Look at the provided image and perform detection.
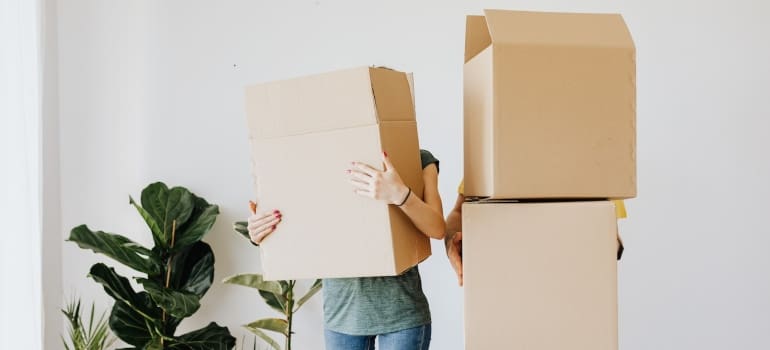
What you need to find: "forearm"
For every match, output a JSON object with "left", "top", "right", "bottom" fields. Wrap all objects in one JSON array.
[{"left": 399, "top": 191, "right": 446, "bottom": 240}]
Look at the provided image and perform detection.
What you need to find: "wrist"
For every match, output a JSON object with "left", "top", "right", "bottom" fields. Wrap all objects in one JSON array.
[{"left": 394, "top": 185, "right": 411, "bottom": 206}]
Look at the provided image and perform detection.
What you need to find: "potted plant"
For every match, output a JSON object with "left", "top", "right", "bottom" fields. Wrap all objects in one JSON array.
[{"left": 67, "top": 182, "right": 236, "bottom": 349}]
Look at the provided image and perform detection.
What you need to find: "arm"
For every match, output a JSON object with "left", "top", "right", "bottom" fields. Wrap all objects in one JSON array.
[
  {"left": 398, "top": 163, "right": 445, "bottom": 239},
  {"left": 444, "top": 193, "right": 464, "bottom": 286},
  {"left": 349, "top": 152, "right": 445, "bottom": 240}
]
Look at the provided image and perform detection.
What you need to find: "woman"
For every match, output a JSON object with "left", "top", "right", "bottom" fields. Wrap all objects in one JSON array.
[{"left": 247, "top": 150, "right": 445, "bottom": 350}]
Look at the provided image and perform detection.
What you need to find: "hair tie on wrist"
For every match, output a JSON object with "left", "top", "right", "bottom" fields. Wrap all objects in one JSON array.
[{"left": 397, "top": 187, "right": 411, "bottom": 207}]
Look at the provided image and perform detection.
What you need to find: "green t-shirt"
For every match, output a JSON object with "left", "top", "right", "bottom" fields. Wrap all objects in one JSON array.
[{"left": 323, "top": 149, "right": 439, "bottom": 335}]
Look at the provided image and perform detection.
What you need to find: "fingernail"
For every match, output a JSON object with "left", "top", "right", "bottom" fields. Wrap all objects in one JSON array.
[
  {"left": 273, "top": 210, "right": 279, "bottom": 214},
  {"left": 272, "top": 225, "right": 277, "bottom": 230},
  {"left": 383, "top": 151, "right": 388, "bottom": 157},
  {"left": 346, "top": 169, "right": 351, "bottom": 173}
]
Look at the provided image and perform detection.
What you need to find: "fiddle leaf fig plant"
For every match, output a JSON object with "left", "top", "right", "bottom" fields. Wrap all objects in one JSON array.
[{"left": 67, "top": 182, "right": 236, "bottom": 349}]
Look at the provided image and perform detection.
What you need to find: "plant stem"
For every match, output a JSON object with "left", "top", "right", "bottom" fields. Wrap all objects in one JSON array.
[
  {"left": 286, "top": 280, "right": 296, "bottom": 350},
  {"left": 161, "top": 220, "right": 177, "bottom": 346}
]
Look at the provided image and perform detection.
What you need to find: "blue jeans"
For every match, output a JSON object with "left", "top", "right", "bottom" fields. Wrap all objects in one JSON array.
[{"left": 324, "top": 324, "right": 431, "bottom": 350}]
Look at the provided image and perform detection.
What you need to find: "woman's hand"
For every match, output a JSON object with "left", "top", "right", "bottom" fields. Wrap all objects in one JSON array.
[
  {"left": 446, "top": 231, "right": 463, "bottom": 286},
  {"left": 247, "top": 201, "right": 282, "bottom": 245},
  {"left": 348, "top": 152, "right": 410, "bottom": 205}
]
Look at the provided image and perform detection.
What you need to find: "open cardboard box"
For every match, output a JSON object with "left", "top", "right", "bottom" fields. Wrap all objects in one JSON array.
[{"left": 244, "top": 66, "right": 431, "bottom": 280}]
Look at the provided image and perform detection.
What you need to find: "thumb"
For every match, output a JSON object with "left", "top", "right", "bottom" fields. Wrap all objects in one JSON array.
[{"left": 382, "top": 151, "right": 394, "bottom": 171}]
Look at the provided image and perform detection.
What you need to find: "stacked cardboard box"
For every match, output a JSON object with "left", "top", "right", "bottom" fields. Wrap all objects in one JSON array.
[
  {"left": 462, "top": 10, "right": 636, "bottom": 350},
  {"left": 244, "top": 67, "right": 431, "bottom": 281}
]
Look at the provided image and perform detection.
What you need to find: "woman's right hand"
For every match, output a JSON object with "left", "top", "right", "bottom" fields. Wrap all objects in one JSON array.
[{"left": 248, "top": 201, "right": 282, "bottom": 245}]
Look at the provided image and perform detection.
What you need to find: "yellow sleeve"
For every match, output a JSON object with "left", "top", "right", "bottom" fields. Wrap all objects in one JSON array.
[
  {"left": 613, "top": 200, "right": 627, "bottom": 219},
  {"left": 458, "top": 180, "right": 464, "bottom": 195}
]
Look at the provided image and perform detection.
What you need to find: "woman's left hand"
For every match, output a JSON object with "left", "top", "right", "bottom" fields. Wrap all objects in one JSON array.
[{"left": 348, "top": 152, "right": 410, "bottom": 205}]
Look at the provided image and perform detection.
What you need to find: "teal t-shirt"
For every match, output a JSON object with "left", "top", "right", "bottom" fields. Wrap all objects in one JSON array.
[{"left": 323, "top": 149, "right": 439, "bottom": 335}]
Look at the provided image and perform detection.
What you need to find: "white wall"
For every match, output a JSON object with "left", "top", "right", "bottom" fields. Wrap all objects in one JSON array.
[{"left": 55, "top": 0, "right": 770, "bottom": 349}]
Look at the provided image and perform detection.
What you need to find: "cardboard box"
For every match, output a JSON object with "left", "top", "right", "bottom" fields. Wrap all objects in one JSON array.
[
  {"left": 463, "top": 200, "right": 618, "bottom": 350},
  {"left": 244, "top": 66, "right": 431, "bottom": 281},
  {"left": 464, "top": 10, "right": 637, "bottom": 199}
]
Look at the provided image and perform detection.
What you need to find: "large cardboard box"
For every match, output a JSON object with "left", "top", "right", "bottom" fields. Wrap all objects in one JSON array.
[
  {"left": 464, "top": 10, "right": 637, "bottom": 199},
  {"left": 463, "top": 200, "right": 618, "bottom": 350},
  {"left": 244, "top": 67, "right": 431, "bottom": 280}
]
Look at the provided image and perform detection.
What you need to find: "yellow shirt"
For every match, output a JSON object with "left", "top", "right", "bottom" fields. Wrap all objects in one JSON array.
[{"left": 458, "top": 180, "right": 627, "bottom": 219}]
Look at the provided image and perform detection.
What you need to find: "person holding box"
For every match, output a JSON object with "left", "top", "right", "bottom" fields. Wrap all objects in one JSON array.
[{"left": 247, "top": 150, "right": 445, "bottom": 350}]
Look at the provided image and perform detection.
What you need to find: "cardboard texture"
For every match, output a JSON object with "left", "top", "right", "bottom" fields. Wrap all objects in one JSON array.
[
  {"left": 464, "top": 10, "right": 637, "bottom": 199},
  {"left": 244, "top": 66, "right": 430, "bottom": 280},
  {"left": 463, "top": 200, "right": 618, "bottom": 350}
]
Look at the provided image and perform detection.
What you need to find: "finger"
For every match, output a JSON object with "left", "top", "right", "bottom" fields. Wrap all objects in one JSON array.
[
  {"left": 349, "top": 180, "right": 371, "bottom": 192},
  {"left": 449, "top": 253, "right": 464, "bottom": 286},
  {"left": 251, "top": 217, "right": 281, "bottom": 239},
  {"left": 248, "top": 212, "right": 277, "bottom": 230},
  {"left": 354, "top": 188, "right": 375, "bottom": 198},
  {"left": 352, "top": 161, "right": 380, "bottom": 177},
  {"left": 252, "top": 226, "right": 276, "bottom": 244},
  {"left": 248, "top": 211, "right": 281, "bottom": 232},
  {"left": 348, "top": 169, "right": 373, "bottom": 182}
]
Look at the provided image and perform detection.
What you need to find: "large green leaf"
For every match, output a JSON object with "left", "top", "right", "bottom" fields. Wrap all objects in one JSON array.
[
  {"left": 223, "top": 274, "right": 286, "bottom": 313},
  {"left": 169, "top": 241, "right": 215, "bottom": 298},
  {"left": 136, "top": 278, "right": 201, "bottom": 319},
  {"left": 88, "top": 263, "right": 155, "bottom": 320},
  {"left": 129, "top": 196, "right": 163, "bottom": 249},
  {"left": 174, "top": 196, "right": 219, "bottom": 249},
  {"left": 244, "top": 318, "right": 289, "bottom": 337},
  {"left": 168, "top": 322, "right": 236, "bottom": 350},
  {"left": 109, "top": 295, "right": 156, "bottom": 347},
  {"left": 244, "top": 328, "right": 280, "bottom": 350},
  {"left": 294, "top": 279, "right": 322, "bottom": 312},
  {"left": 69, "top": 226, "right": 160, "bottom": 276},
  {"left": 140, "top": 182, "right": 195, "bottom": 249}
]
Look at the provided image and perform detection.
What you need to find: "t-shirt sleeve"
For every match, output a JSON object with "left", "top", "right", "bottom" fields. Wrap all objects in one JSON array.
[{"left": 419, "top": 149, "right": 439, "bottom": 173}]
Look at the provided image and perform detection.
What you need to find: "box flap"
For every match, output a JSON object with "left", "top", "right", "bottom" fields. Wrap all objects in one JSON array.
[
  {"left": 464, "top": 15, "right": 492, "bottom": 63},
  {"left": 483, "top": 9, "right": 634, "bottom": 49},
  {"left": 245, "top": 66, "right": 378, "bottom": 140},
  {"left": 369, "top": 67, "right": 416, "bottom": 122}
]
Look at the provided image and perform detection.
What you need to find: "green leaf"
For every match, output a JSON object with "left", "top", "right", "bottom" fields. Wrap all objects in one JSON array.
[
  {"left": 69, "top": 225, "right": 160, "bottom": 276},
  {"left": 258, "top": 290, "right": 286, "bottom": 315},
  {"left": 244, "top": 328, "right": 281, "bottom": 350},
  {"left": 223, "top": 274, "right": 286, "bottom": 313},
  {"left": 294, "top": 279, "right": 322, "bottom": 312},
  {"left": 129, "top": 196, "right": 163, "bottom": 248},
  {"left": 174, "top": 196, "right": 219, "bottom": 249},
  {"left": 277, "top": 281, "right": 290, "bottom": 295},
  {"left": 136, "top": 278, "right": 201, "bottom": 319},
  {"left": 168, "top": 322, "right": 236, "bottom": 349},
  {"left": 88, "top": 263, "right": 156, "bottom": 320},
  {"left": 222, "top": 274, "right": 283, "bottom": 295},
  {"left": 169, "top": 241, "right": 215, "bottom": 298},
  {"left": 244, "top": 318, "right": 289, "bottom": 337},
  {"left": 140, "top": 182, "right": 195, "bottom": 249},
  {"left": 233, "top": 221, "right": 250, "bottom": 241},
  {"left": 109, "top": 297, "right": 156, "bottom": 347}
]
